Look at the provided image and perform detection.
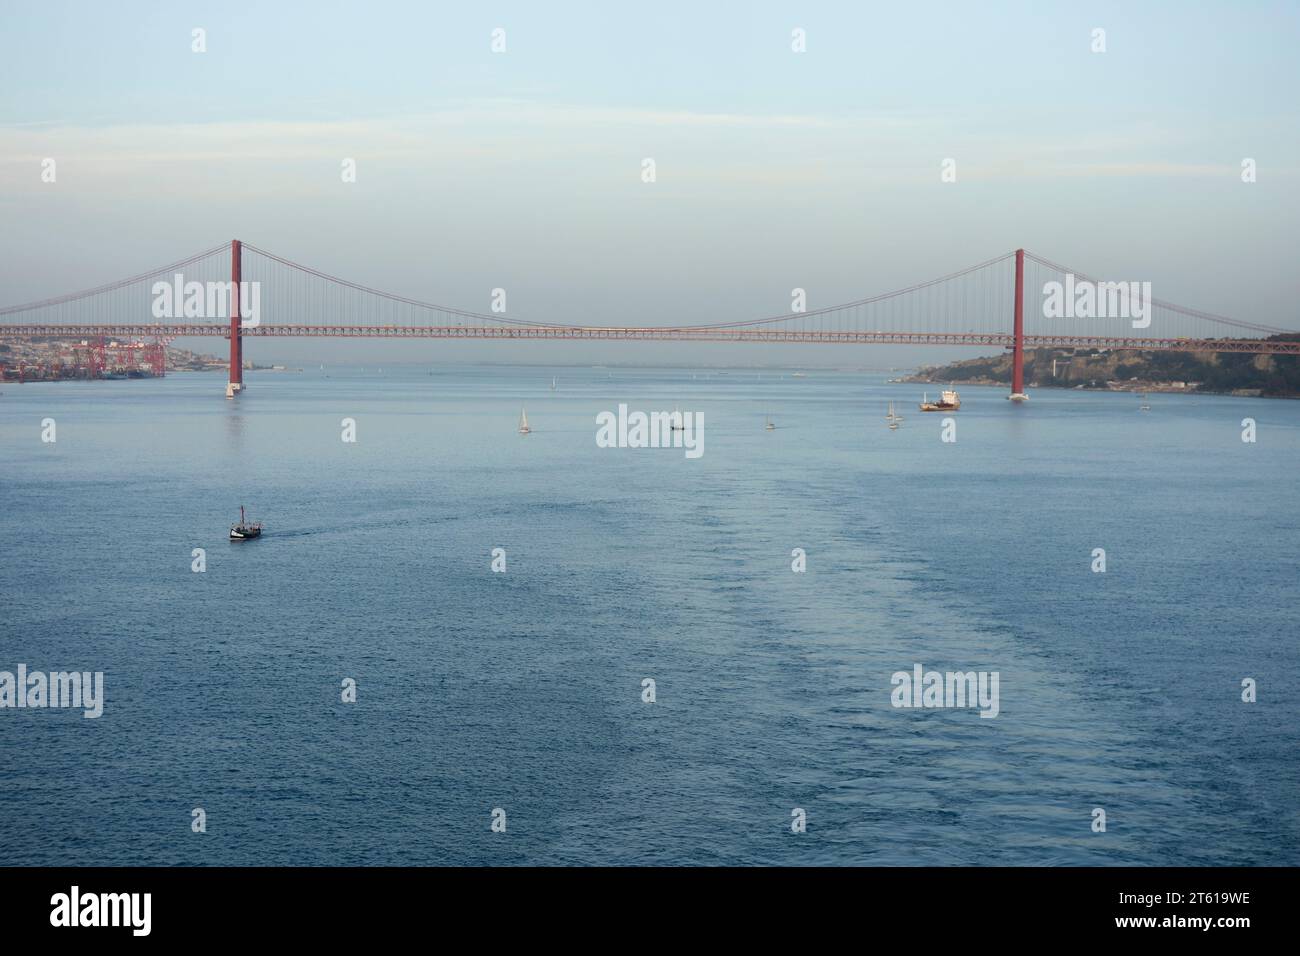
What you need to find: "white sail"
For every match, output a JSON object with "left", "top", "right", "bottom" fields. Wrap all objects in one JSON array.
[{"left": 519, "top": 408, "right": 530, "bottom": 433}]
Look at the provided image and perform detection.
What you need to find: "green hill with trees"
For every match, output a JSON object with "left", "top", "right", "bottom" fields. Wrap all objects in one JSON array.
[{"left": 907, "top": 335, "right": 1300, "bottom": 398}]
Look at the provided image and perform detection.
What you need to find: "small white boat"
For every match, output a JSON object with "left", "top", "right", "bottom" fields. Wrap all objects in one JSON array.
[
  {"left": 550, "top": 377, "right": 557, "bottom": 391},
  {"left": 765, "top": 414, "right": 775, "bottom": 431},
  {"left": 1139, "top": 392, "right": 1151, "bottom": 411},
  {"left": 886, "top": 401, "right": 903, "bottom": 426},
  {"left": 518, "top": 409, "right": 531, "bottom": 434}
]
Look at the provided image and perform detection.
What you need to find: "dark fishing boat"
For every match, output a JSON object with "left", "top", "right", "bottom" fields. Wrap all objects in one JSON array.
[{"left": 230, "top": 505, "right": 262, "bottom": 540}]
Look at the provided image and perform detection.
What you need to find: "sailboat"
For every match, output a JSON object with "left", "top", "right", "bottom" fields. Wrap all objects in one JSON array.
[
  {"left": 550, "top": 377, "right": 557, "bottom": 391},
  {"left": 765, "top": 414, "right": 776, "bottom": 431},
  {"left": 1139, "top": 392, "right": 1151, "bottom": 411},
  {"left": 229, "top": 505, "right": 262, "bottom": 540},
  {"left": 886, "top": 401, "right": 903, "bottom": 427},
  {"left": 518, "top": 409, "right": 531, "bottom": 434}
]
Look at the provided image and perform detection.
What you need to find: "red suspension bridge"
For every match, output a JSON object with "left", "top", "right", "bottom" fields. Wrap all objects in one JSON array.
[{"left": 2, "top": 240, "right": 1296, "bottom": 398}]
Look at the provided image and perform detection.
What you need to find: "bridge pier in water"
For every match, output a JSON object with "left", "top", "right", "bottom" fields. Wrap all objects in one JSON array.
[
  {"left": 226, "top": 238, "right": 244, "bottom": 399},
  {"left": 1009, "top": 248, "right": 1028, "bottom": 402}
]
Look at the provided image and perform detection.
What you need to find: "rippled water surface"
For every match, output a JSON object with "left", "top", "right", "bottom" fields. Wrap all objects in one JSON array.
[{"left": 2, "top": 366, "right": 1297, "bottom": 865}]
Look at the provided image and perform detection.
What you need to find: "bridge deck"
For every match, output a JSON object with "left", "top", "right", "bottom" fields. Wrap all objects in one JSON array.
[{"left": 3, "top": 324, "right": 1298, "bottom": 354}]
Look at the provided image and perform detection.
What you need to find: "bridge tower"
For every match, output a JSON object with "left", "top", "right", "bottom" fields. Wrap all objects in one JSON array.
[
  {"left": 1009, "top": 248, "right": 1028, "bottom": 401},
  {"left": 226, "top": 239, "right": 244, "bottom": 399}
]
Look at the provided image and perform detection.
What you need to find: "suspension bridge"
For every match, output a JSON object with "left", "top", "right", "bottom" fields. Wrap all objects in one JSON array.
[{"left": 2, "top": 240, "right": 1296, "bottom": 398}]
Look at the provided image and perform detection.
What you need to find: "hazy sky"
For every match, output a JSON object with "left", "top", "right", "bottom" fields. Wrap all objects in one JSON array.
[{"left": 1, "top": 1, "right": 1297, "bottom": 366}]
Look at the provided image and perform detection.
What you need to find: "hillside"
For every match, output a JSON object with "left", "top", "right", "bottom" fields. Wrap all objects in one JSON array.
[{"left": 905, "top": 336, "right": 1300, "bottom": 398}]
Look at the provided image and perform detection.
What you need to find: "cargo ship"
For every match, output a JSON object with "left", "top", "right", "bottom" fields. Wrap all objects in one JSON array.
[{"left": 919, "top": 389, "right": 960, "bottom": 412}]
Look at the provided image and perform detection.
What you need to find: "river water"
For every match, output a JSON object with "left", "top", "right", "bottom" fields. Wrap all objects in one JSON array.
[{"left": 1, "top": 366, "right": 1296, "bottom": 865}]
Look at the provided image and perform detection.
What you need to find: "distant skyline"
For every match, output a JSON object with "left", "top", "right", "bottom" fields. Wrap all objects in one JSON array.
[{"left": 2, "top": 0, "right": 1298, "bottom": 365}]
